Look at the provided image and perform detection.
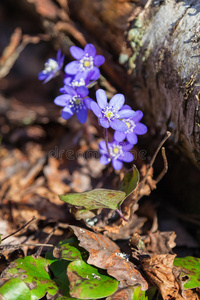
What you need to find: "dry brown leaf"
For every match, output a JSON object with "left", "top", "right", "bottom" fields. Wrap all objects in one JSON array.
[
  {"left": 139, "top": 165, "right": 157, "bottom": 197},
  {"left": 106, "top": 286, "right": 135, "bottom": 300},
  {"left": 183, "top": 289, "right": 200, "bottom": 300},
  {"left": 104, "top": 215, "right": 147, "bottom": 240},
  {"left": 43, "top": 157, "right": 70, "bottom": 195},
  {"left": 139, "top": 231, "right": 177, "bottom": 254},
  {"left": 141, "top": 254, "right": 184, "bottom": 300},
  {"left": 69, "top": 225, "right": 148, "bottom": 290}
]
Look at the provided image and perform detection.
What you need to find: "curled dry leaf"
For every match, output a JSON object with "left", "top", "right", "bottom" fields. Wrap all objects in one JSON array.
[
  {"left": 138, "top": 165, "right": 157, "bottom": 197},
  {"left": 182, "top": 289, "right": 200, "bottom": 300},
  {"left": 141, "top": 254, "right": 185, "bottom": 300},
  {"left": 138, "top": 231, "right": 177, "bottom": 254},
  {"left": 69, "top": 225, "right": 148, "bottom": 290},
  {"left": 104, "top": 214, "right": 147, "bottom": 240}
]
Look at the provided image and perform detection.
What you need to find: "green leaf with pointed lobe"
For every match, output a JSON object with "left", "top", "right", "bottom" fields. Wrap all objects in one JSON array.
[
  {"left": 59, "top": 188, "right": 126, "bottom": 210},
  {"left": 120, "top": 166, "right": 139, "bottom": 197}
]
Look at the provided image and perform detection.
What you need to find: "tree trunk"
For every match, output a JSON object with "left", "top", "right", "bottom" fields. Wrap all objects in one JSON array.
[{"left": 129, "top": 0, "right": 200, "bottom": 167}]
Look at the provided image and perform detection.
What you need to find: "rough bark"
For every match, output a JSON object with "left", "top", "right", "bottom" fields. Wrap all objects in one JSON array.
[{"left": 129, "top": 0, "right": 200, "bottom": 167}]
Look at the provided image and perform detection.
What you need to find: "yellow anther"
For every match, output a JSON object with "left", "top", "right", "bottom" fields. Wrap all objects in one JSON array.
[
  {"left": 113, "top": 147, "right": 120, "bottom": 154},
  {"left": 105, "top": 111, "right": 114, "bottom": 119},
  {"left": 84, "top": 60, "right": 90, "bottom": 67},
  {"left": 125, "top": 121, "right": 131, "bottom": 129},
  {"left": 75, "top": 99, "right": 81, "bottom": 105}
]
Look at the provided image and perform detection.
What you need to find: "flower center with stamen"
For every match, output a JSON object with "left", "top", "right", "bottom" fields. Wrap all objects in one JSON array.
[
  {"left": 109, "top": 144, "right": 123, "bottom": 159},
  {"left": 102, "top": 107, "right": 118, "bottom": 121},
  {"left": 125, "top": 121, "right": 131, "bottom": 129},
  {"left": 113, "top": 147, "right": 120, "bottom": 154},
  {"left": 123, "top": 119, "right": 136, "bottom": 133},
  {"left": 43, "top": 59, "right": 58, "bottom": 73},
  {"left": 84, "top": 60, "right": 91, "bottom": 67},
  {"left": 69, "top": 96, "right": 83, "bottom": 112},
  {"left": 80, "top": 54, "right": 94, "bottom": 71}
]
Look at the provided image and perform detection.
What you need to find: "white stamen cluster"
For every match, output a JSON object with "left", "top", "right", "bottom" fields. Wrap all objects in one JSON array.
[
  {"left": 71, "top": 78, "right": 85, "bottom": 87},
  {"left": 69, "top": 96, "right": 84, "bottom": 112},
  {"left": 43, "top": 59, "right": 58, "bottom": 74},
  {"left": 109, "top": 144, "right": 123, "bottom": 159},
  {"left": 102, "top": 106, "right": 119, "bottom": 121},
  {"left": 123, "top": 119, "right": 136, "bottom": 133},
  {"left": 79, "top": 54, "right": 94, "bottom": 71}
]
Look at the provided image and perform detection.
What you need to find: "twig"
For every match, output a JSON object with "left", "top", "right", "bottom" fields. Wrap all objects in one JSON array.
[
  {"left": 131, "top": 132, "right": 171, "bottom": 207},
  {"left": 0, "top": 243, "right": 54, "bottom": 251},
  {"left": 155, "top": 147, "right": 168, "bottom": 183},
  {"left": 1, "top": 217, "right": 37, "bottom": 242},
  {"left": 148, "top": 131, "right": 171, "bottom": 170},
  {"left": 139, "top": 131, "right": 171, "bottom": 191},
  {"left": 34, "top": 224, "right": 59, "bottom": 258}
]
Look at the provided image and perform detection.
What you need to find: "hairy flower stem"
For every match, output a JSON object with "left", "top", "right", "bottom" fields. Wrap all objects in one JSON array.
[
  {"left": 116, "top": 207, "right": 128, "bottom": 222},
  {"left": 105, "top": 128, "right": 111, "bottom": 160}
]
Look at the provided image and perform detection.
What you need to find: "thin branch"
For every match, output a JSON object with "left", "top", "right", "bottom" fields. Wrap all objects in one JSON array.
[
  {"left": 139, "top": 131, "right": 171, "bottom": 190},
  {"left": 148, "top": 131, "right": 171, "bottom": 170},
  {"left": 1, "top": 217, "right": 37, "bottom": 242},
  {"left": 155, "top": 147, "right": 168, "bottom": 183},
  {"left": 0, "top": 243, "right": 54, "bottom": 250}
]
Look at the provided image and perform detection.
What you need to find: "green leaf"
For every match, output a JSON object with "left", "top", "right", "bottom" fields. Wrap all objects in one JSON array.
[
  {"left": 53, "top": 241, "right": 83, "bottom": 261},
  {"left": 46, "top": 237, "right": 88, "bottom": 264},
  {"left": 59, "top": 188, "right": 126, "bottom": 210},
  {"left": 2, "top": 256, "right": 58, "bottom": 299},
  {"left": 0, "top": 278, "right": 32, "bottom": 300},
  {"left": 174, "top": 256, "right": 200, "bottom": 289},
  {"left": 50, "top": 259, "right": 71, "bottom": 297},
  {"left": 46, "top": 240, "right": 81, "bottom": 298},
  {"left": 120, "top": 166, "right": 139, "bottom": 197},
  {"left": 67, "top": 260, "right": 118, "bottom": 299},
  {"left": 132, "top": 286, "right": 148, "bottom": 300}
]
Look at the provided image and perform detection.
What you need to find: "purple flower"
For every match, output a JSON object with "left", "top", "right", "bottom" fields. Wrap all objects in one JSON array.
[
  {"left": 54, "top": 85, "right": 92, "bottom": 123},
  {"left": 62, "top": 70, "right": 95, "bottom": 91},
  {"left": 99, "top": 140, "right": 134, "bottom": 170},
  {"left": 114, "top": 105, "right": 147, "bottom": 144},
  {"left": 38, "top": 50, "right": 64, "bottom": 83},
  {"left": 91, "top": 89, "right": 135, "bottom": 132},
  {"left": 65, "top": 44, "right": 105, "bottom": 81}
]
